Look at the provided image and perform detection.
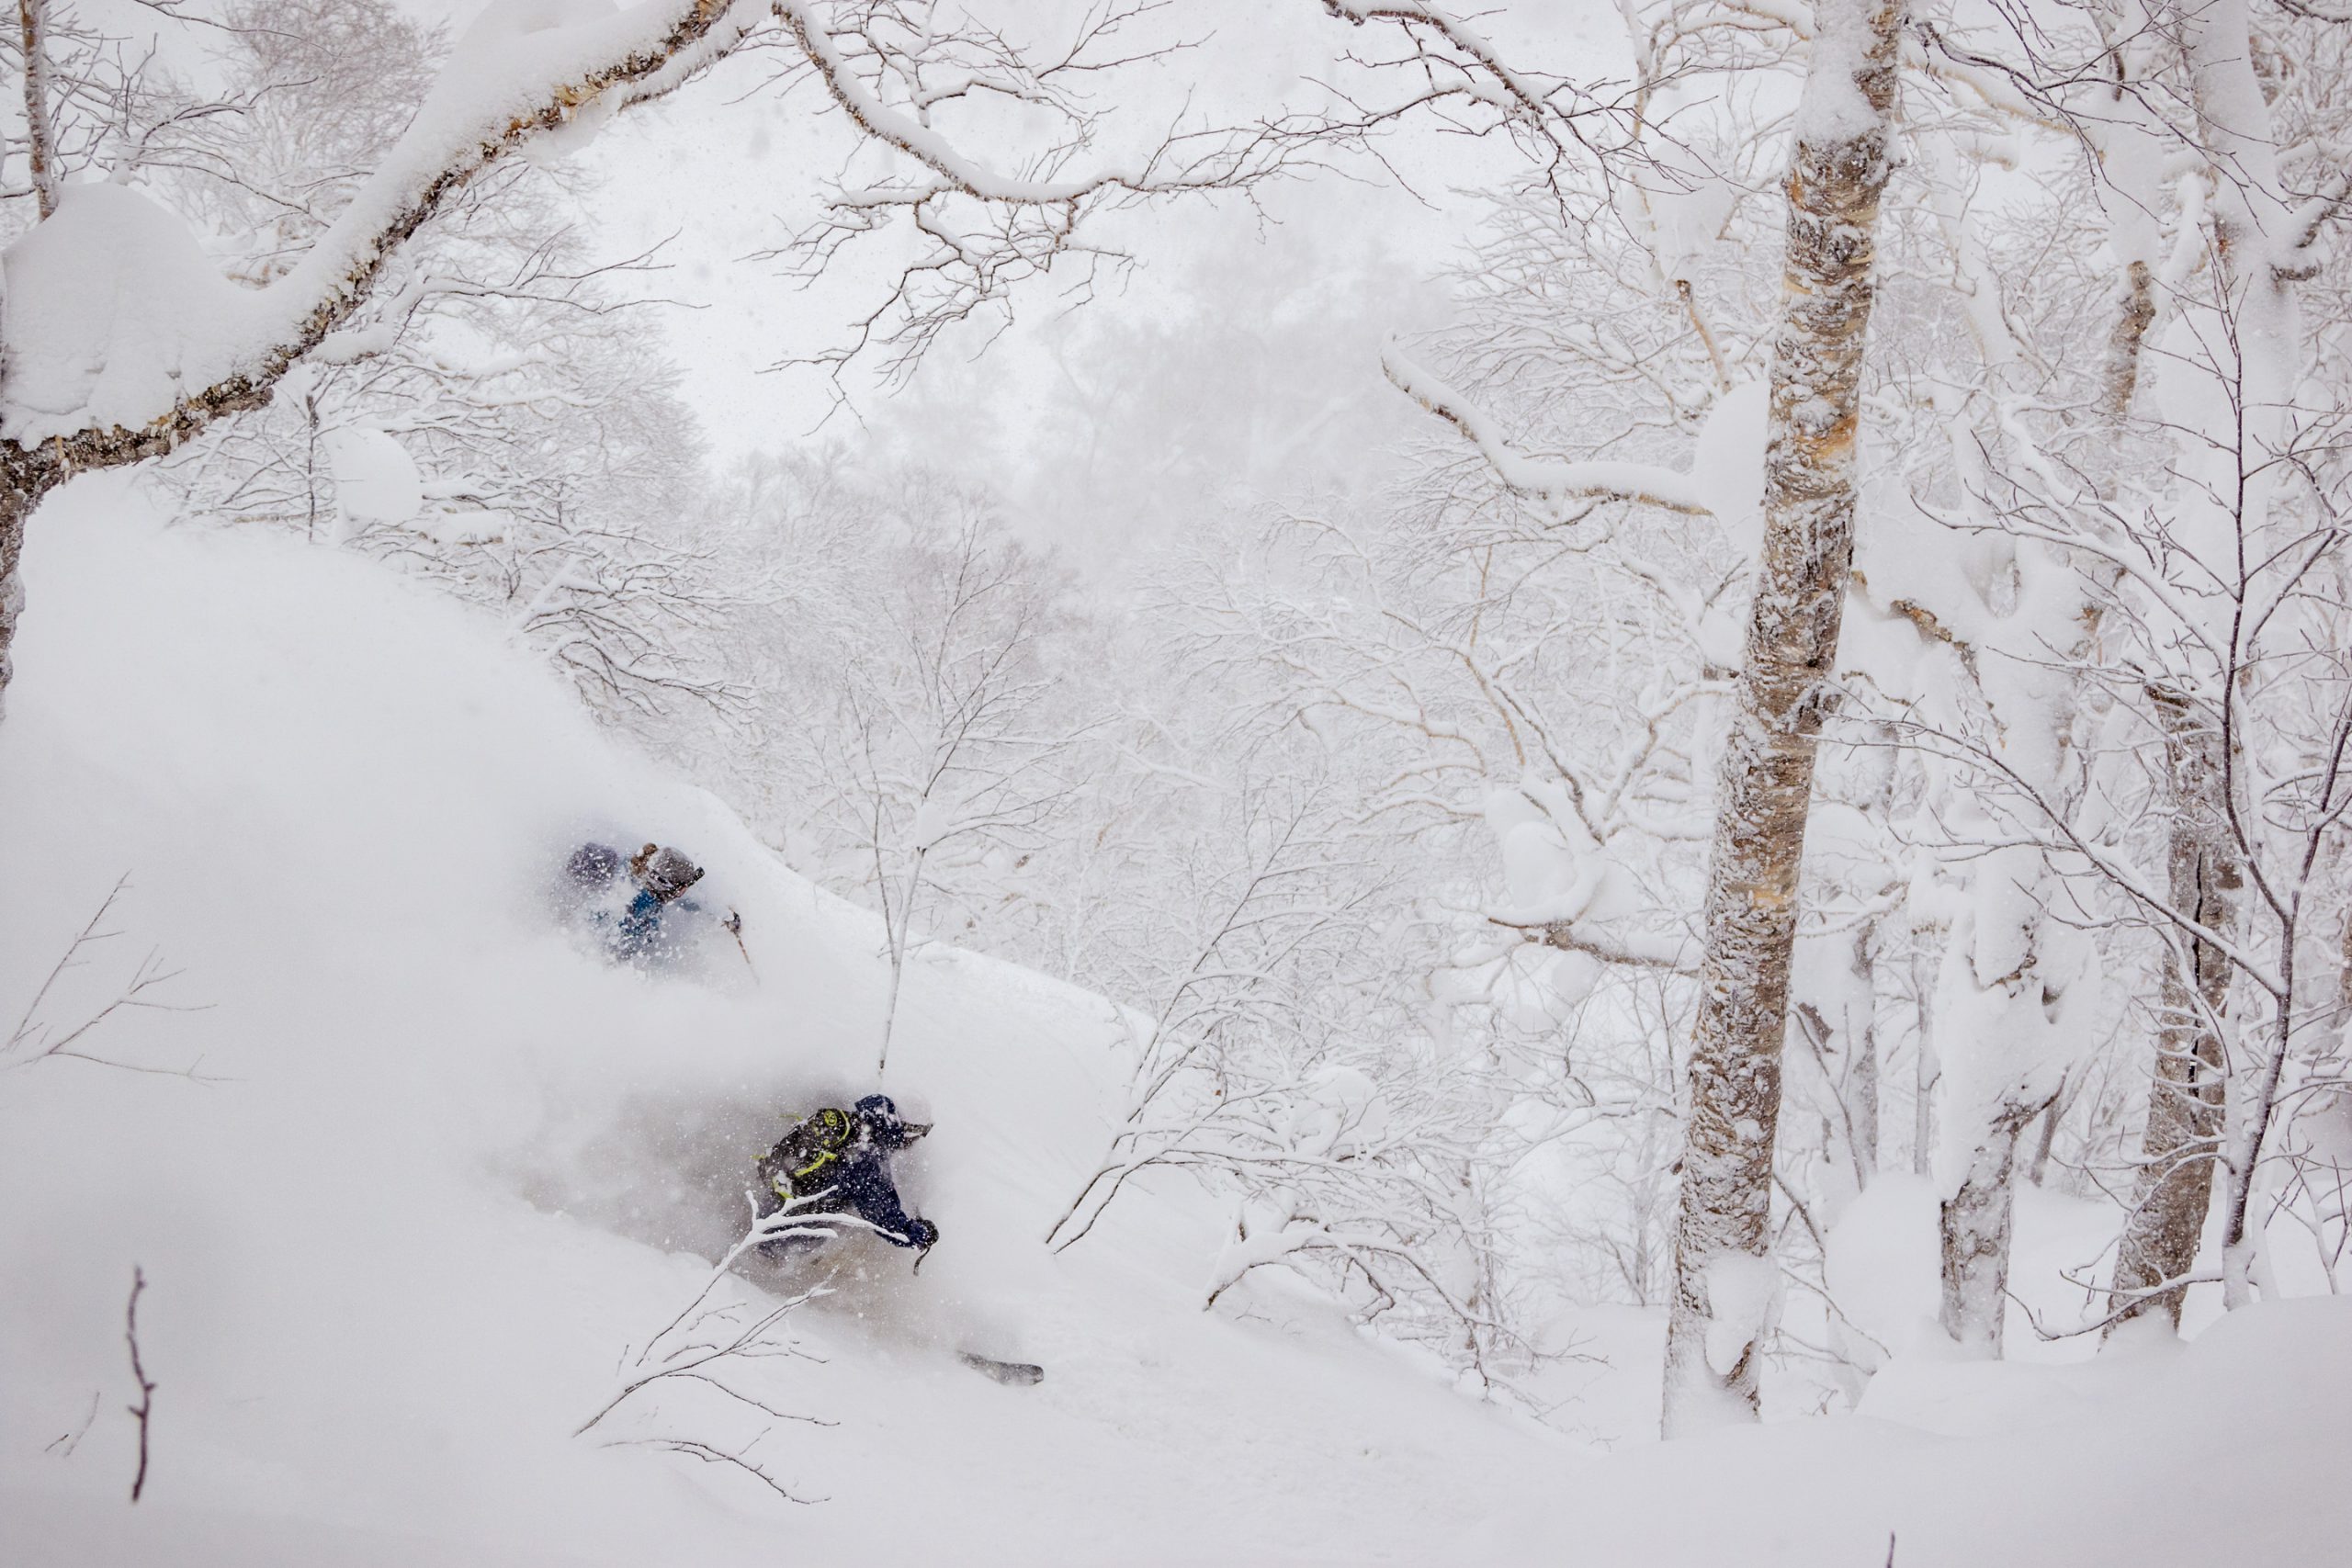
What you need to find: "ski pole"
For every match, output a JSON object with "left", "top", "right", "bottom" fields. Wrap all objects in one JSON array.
[{"left": 725, "top": 908, "right": 757, "bottom": 977}]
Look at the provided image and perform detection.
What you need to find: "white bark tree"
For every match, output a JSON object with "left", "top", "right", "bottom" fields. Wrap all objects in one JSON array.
[
  {"left": 1658, "top": 0, "right": 1905, "bottom": 1433},
  {"left": 1880, "top": 0, "right": 2350, "bottom": 1341}
]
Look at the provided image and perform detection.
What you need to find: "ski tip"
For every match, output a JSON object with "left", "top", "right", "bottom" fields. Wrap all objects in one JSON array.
[{"left": 957, "top": 1351, "right": 1045, "bottom": 1386}]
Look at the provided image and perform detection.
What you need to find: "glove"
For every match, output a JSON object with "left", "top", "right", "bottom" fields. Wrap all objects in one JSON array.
[{"left": 905, "top": 1218, "right": 939, "bottom": 1250}]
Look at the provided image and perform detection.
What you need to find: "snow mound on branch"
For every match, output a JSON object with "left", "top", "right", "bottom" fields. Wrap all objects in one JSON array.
[
  {"left": 0, "top": 184, "right": 266, "bottom": 441},
  {"left": 432, "top": 0, "right": 628, "bottom": 159},
  {"left": 1692, "top": 379, "right": 1767, "bottom": 563},
  {"left": 324, "top": 425, "right": 426, "bottom": 526}
]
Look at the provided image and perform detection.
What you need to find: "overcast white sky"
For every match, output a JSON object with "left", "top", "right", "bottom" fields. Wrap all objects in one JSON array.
[{"left": 435, "top": 0, "right": 1626, "bottom": 568}]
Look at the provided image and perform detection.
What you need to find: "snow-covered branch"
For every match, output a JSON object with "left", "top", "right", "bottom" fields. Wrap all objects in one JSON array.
[
  {"left": 1380, "top": 343, "right": 1712, "bottom": 515},
  {"left": 2, "top": 0, "right": 771, "bottom": 467}
]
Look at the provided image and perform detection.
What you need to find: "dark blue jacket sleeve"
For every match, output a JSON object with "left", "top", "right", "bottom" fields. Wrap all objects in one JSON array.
[{"left": 840, "top": 1154, "right": 922, "bottom": 1246}]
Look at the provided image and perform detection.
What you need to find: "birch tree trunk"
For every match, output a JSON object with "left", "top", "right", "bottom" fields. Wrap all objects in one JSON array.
[
  {"left": 1659, "top": 0, "right": 1903, "bottom": 1437},
  {"left": 1937, "top": 1089, "right": 2050, "bottom": 1351},
  {"left": 1, "top": 0, "right": 57, "bottom": 713},
  {"left": 2103, "top": 260, "right": 2156, "bottom": 416},
  {"left": 1912, "top": 950, "right": 1938, "bottom": 1179},
  {"left": 1850, "top": 931, "right": 1881, "bottom": 1187},
  {"left": 0, "top": 494, "right": 22, "bottom": 708},
  {"left": 17, "top": 0, "right": 60, "bottom": 220},
  {"left": 2108, "top": 691, "right": 2237, "bottom": 1331}
]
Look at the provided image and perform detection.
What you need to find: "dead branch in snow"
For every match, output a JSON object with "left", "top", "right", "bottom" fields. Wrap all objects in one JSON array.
[
  {"left": 1, "top": 874, "right": 220, "bottom": 1081},
  {"left": 43, "top": 1390, "right": 98, "bottom": 1456},
  {"left": 577, "top": 1199, "right": 847, "bottom": 1507}
]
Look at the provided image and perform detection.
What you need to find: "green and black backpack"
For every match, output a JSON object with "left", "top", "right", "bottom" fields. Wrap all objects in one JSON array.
[{"left": 760, "top": 1106, "right": 857, "bottom": 1203}]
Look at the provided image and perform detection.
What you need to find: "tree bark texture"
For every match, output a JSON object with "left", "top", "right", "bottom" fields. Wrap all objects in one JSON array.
[
  {"left": 2108, "top": 691, "right": 2238, "bottom": 1331},
  {"left": 1659, "top": 0, "right": 1903, "bottom": 1437},
  {"left": 18, "top": 0, "right": 60, "bottom": 219},
  {"left": 1937, "top": 1092, "right": 2044, "bottom": 1351},
  {"left": 1850, "top": 931, "right": 1881, "bottom": 1188},
  {"left": 0, "top": 476, "right": 48, "bottom": 721},
  {"left": 1912, "top": 952, "right": 1938, "bottom": 1179},
  {"left": 2025, "top": 1076, "right": 2066, "bottom": 1187},
  {"left": 2103, "top": 259, "right": 2155, "bottom": 416}
]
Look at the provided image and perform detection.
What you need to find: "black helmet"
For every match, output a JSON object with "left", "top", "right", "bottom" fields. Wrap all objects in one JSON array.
[{"left": 854, "top": 1093, "right": 931, "bottom": 1148}]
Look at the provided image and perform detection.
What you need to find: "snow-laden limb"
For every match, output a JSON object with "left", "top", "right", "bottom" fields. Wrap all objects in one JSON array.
[
  {"left": 1489, "top": 911, "right": 1700, "bottom": 973},
  {"left": 0, "top": 0, "right": 769, "bottom": 450},
  {"left": 1202, "top": 1214, "right": 1337, "bottom": 1305},
  {"left": 1379, "top": 342, "right": 1711, "bottom": 515},
  {"left": 1318, "top": 2, "right": 1585, "bottom": 132},
  {"left": 139, "top": 6, "right": 742, "bottom": 729},
  {"left": 781, "top": 1, "right": 1219, "bottom": 208},
  {"left": 1308, "top": 0, "right": 1641, "bottom": 176},
  {"left": 768, "top": 1, "right": 1313, "bottom": 384},
  {"left": 0, "top": 0, "right": 770, "bottom": 720}
]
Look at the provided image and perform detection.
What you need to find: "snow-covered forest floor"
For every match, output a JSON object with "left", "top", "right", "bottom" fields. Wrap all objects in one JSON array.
[{"left": 6, "top": 482, "right": 2347, "bottom": 1566}]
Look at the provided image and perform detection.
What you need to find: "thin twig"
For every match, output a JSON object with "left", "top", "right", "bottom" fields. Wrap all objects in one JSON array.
[
  {"left": 125, "top": 1267, "right": 155, "bottom": 1503},
  {"left": 43, "top": 1390, "right": 98, "bottom": 1456}
]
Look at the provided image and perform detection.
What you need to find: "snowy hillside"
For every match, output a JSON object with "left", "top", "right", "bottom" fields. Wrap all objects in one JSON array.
[
  {"left": 8, "top": 0, "right": 2352, "bottom": 1560},
  {"left": 0, "top": 474, "right": 1560, "bottom": 1563},
  {"left": 5, "top": 479, "right": 2348, "bottom": 1568}
]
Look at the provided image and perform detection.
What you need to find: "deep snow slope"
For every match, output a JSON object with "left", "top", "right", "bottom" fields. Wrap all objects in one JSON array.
[
  {"left": 5, "top": 477, "right": 2350, "bottom": 1567},
  {"left": 0, "top": 474, "right": 1564, "bottom": 1565}
]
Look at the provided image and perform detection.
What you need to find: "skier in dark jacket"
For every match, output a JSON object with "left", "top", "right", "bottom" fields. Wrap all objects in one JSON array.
[{"left": 754, "top": 1095, "right": 937, "bottom": 1256}]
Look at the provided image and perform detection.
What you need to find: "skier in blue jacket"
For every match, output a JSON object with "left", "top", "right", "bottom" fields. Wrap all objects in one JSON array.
[
  {"left": 613, "top": 842, "right": 704, "bottom": 960},
  {"left": 563, "top": 840, "right": 718, "bottom": 964}
]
